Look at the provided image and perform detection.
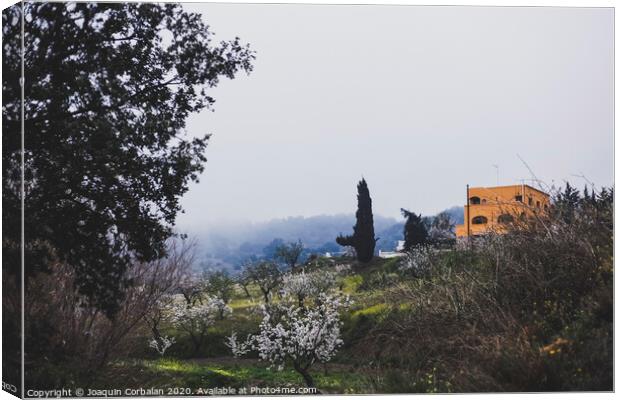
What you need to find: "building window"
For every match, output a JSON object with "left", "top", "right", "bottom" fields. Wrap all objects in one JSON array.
[
  {"left": 498, "top": 214, "right": 514, "bottom": 224},
  {"left": 544, "top": 204, "right": 548, "bottom": 211},
  {"left": 470, "top": 196, "right": 481, "bottom": 205},
  {"left": 472, "top": 216, "right": 488, "bottom": 224},
  {"left": 515, "top": 195, "right": 523, "bottom": 202},
  {"left": 536, "top": 201, "right": 540, "bottom": 208},
  {"left": 481, "top": 199, "right": 487, "bottom": 204}
]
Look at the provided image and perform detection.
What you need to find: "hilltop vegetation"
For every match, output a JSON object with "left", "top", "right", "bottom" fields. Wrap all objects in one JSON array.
[
  {"left": 22, "top": 185, "right": 612, "bottom": 393},
  {"left": 189, "top": 207, "right": 464, "bottom": 273}
]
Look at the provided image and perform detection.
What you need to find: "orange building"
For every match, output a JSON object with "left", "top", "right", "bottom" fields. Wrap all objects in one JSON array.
[{"left": 455, "top": 184, "right": 550, "bottom": 238}]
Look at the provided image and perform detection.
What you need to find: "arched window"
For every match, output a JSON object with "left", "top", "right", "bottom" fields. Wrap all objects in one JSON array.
[
  {"left": 472, "top": 215, "right": 488, "bottom": 225},
  {"left": 498, "top": 214, "right": 514, "bottom": 224},
  {"left": 470, "top": 196, "right": 481, "bottom": 205}
]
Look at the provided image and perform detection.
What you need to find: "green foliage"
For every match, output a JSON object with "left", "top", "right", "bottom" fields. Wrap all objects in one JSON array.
[
  {"left": 370, "top": 368, "right": 452, "bottom": 394},
  {"left": 359, "top": 271, "right": 399, "bottom": 291},
  {"left": 242, "top": 261, "right": 282, "bottom": 303},
  {"left": 341, "top": 275, "right": 363, "bottom": 293},
  {"left": 352, "top": 303, "right": 389, "bottom": 317},
  {"left": 202, "top": 270, "right": 235, "bottom": 304},
  {"left": 400, "top": 209, "right": 428, "bottom": 250},
  {"left": 337, "top": 179, "right": 377, "bottom": 262},
  {"left": 348, "top": 185, "right": 613, "bottom": 392},
  {"left": 2, "top": 2, "right": 254, "bottom": 315},
  {"left": 92, "top": 358, "right": 370, "bottom": 394}
]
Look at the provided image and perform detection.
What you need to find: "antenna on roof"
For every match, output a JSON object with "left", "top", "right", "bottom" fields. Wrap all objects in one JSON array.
[{"left": 492, "top": 164, "right": 499, "bottom": 186}]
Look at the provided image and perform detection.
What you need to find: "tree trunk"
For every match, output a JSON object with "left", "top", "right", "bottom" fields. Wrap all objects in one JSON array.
[
  {"left": 298, "top": 295, "right": 305, "bottom": 309},
  {"left": 293, "top": 364, "right": 320, "bottom": 393},
  {"left": 190, "top": 333, "right": 201, "bottom": 353},
  {"left": 299, "top": 369, "right": 315, "bottom": 388}
]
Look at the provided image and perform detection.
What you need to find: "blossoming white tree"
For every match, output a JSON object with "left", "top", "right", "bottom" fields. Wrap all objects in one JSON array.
[
  {"left": 227, "top": 291, "right": 350, "bottom": 388},
  {"left": 399, "top": 245, "right": 441, "bottom": 277},
  {"left": 280, "top": 270, "right": 337, "bottom": 308},
  {"left": 168, "top": 296, "right": 231, "bottom": 352}
]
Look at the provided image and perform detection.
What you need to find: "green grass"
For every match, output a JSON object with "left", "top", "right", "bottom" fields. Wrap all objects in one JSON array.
[
  {"left": 352, "top": 303, "right": 389, "bottom": 317},
  {"left": 96, "top": 358, "right": 372, "bottom": 394},
  {"left": 342, "top": 274, "right": 363, "bottom": 293},
  {"left": 103, "top": 258, "right": 413, "bottom": 393},
  {"left": 228, "top": 296, "right": 260, "bottom": 311}
]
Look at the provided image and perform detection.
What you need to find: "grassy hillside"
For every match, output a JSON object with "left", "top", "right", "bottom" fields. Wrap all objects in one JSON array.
[
  {"left": 82, "top": 237, "right": 611, "bottom": 393},
  {"left": 25, "top": 188, "right": 612, "bottom": 394}
]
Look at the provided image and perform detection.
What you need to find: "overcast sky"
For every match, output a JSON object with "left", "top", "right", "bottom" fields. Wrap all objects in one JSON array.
[{"left": 175, "top": 4, "right": 613, "bottom": 229}]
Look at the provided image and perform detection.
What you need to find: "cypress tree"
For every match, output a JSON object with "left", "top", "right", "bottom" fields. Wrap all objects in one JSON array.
[
  {"left": 336, "top": 179, "right": 377, "bottom": 262},
  {"left": 401, "top": 209, "right": 429, "bottom": 251}
]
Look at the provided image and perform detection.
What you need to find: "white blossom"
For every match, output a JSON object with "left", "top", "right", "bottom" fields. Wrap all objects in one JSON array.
[
  {"left": 280, "top": 270, "right": 337, "bottom": 305},
  {"left": 334, "top": 264, "right": 352, "bottom": 275},
  {"left": 149, "top": 335, "right": 176, "bottom": 356},
  {"left": 225, "top": 332, "right": 253, "bottom": 357},
  {"left": 167, "top": 296, "right": 230, "bottom": 329},
  {"left": 399, "top": 245, "right": 440, "bottom": 275},
  {"left": 227, "top": 293, "right": 351, "bottom": 371}
]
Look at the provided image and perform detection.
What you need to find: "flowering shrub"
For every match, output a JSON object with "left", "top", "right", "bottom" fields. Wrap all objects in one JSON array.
[
  {"left": 399, "top": 245, "right": 441, "bottom": 277},
  {"left": 227, "top": 293, "right": 351, "bottom": 388},
  {"left": 225, "top": 332, "right": 253, "bottom": 358},
  {"left": 168, "top": 297, "right": 231, "bottom": 325},
  {"left": 167, "top": 296, "right": 231, "bottom": 352},
  {"left": 148, "top": 335, "right": 176, "bottom": 356},
  {"left": 334, "top": 264, "right": 352, "bottom": 275},
  {"left": 280, "top": 270, "right": 337, "bottom": 307}
]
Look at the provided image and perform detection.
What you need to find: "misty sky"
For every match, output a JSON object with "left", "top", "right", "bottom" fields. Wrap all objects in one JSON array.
[{"left": 175, "top": 4, "right": 613, "bottom": 230}]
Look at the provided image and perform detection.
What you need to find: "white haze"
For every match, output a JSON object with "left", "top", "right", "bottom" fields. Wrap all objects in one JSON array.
[{"left": 174, "top": 4, "right": 613, "bottom": 233}]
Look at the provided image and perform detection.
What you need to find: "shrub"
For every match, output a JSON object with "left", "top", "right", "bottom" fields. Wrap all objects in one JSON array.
[{"left": 349, "top": 186, "right": 613, "bottom": 392}]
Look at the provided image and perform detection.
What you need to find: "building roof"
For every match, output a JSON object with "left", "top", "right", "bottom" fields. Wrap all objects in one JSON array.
[{"left": 468, "top": 184, "right": 549, "bottom": 198}]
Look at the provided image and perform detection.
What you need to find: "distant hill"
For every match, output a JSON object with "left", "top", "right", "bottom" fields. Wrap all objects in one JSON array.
[
  {"left": 442, "top": 205, "right": 465, "bottom": 225},
  {"left": 374, "top": 206, "right": 464, "bottom": 253},
  {"left": 186, "top": 207, "right": 464, "bottom": 273}
]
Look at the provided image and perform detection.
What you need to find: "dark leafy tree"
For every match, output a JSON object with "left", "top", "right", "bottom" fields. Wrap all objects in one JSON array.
[
  {"left": 336, "top": 179, "right": 377, "bottom": 262},
  {"left": 2, "top": 2, "right": 254, "bottom": 316},
  {"left": 275, "top": 239, "right": 304, "bottom": 269},
  {"left": 553, "top": 183, "right": 582, "bottom": 223},
  {"left": 401, "top": 209, "right": 429, "bottom": 251},
  {"left": 553, "top": 183, "right": 613, "bottom": 232},
  {"left": 595, "top": 187, "right": 613, "bottom": 209},
  {"left": 581, "top": 185, "right": 598, "bottom": 207}
]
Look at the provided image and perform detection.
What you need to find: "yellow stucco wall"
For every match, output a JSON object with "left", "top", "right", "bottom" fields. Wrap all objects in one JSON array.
[{"left": 455, "top": 185, "right": 550, "bottom": 238}]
